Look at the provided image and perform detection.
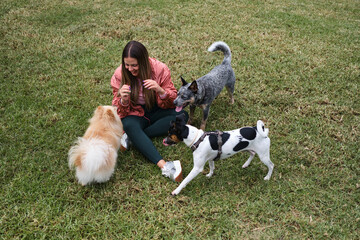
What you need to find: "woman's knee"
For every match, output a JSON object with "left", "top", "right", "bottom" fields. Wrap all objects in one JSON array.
[{"left": 121, "top": 116, "right": 143, "bottom": 133}]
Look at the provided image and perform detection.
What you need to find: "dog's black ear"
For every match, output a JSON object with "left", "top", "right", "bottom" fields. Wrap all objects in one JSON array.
[
  {"left": 168, "top": 120, "right": 176, "bottom": 132},
  {"left": 176, "top": 113, "right": 186, "bottom": 123},
  {"left": 170, "top": 120, "right": 175, "bottom": 127},
  {"left": 180, "top": 76, "right": 188, "bottom": 86},
  {"left": 189, "top": 81, "right": 198, "bottom": 93}
]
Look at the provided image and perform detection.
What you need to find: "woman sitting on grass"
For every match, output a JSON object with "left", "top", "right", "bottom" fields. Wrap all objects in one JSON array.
[{"left": 111, "top": 40, "right": 188, "bottom": 182}]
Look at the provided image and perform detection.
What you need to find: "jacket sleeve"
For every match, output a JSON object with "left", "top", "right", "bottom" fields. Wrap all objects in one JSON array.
[
  {"left": 111, "top": 67, "right": 132, "bottom": 118},
  {"left": 155, "top": 65, "right": 177, "bottom": 109}
]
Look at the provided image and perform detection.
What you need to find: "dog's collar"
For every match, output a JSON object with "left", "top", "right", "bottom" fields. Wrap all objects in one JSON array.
[
  {"left": 189, "top": 130, "right": 200, "bottom": 147},
  {"left": 191, "top": 130, "right": 224, "bottom": 160}
]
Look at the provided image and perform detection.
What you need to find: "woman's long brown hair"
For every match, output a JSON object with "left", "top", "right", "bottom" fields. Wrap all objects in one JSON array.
[{"left": 120, "top": 41, "right": 156, "bottom": 110}]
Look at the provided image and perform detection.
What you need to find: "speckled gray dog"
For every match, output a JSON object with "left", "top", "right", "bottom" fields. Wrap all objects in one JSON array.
[{"left": 174, "top": 41, "right": 236, "bottom": 130}]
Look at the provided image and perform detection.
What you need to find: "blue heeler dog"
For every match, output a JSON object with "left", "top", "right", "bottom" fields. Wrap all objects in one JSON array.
[{"left": 174, "top": 41, "right": 236, "bottom": 130}]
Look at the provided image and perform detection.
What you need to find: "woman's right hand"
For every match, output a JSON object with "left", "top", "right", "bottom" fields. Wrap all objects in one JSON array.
[{"left": 118, "top": 84, "right": 131, "bottom": 103}]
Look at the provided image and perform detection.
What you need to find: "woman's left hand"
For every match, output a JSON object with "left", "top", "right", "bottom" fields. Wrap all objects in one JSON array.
[{"left": 143, "top": 79, "right": 165, "bottom": 95}]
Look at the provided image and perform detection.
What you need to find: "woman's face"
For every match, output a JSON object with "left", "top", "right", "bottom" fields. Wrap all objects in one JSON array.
[{"left": 124, "top": 57, "right": 139, "bottom": 77}]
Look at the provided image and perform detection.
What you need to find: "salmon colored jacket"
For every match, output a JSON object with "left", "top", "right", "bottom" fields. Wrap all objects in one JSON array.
[{"left": 111, "top": 58, "right": 177, "bottom": 119}]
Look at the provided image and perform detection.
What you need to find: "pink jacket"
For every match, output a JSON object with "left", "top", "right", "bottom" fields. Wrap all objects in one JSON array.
[{"left": 111, "top": 58, "right": 177, "bottom": 118}]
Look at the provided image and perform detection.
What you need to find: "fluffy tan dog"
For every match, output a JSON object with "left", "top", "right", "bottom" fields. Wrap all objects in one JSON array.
[{"left": 68, "top": 106, "right": 123, "bottom": 185}]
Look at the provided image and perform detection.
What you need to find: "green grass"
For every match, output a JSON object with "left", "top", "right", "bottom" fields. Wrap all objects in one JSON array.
[{"left": 1, "top": 0, "right": 359, "bottom": 238}]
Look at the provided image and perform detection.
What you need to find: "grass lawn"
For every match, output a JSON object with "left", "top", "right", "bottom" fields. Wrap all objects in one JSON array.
[{"left": 1, "top": 0, "right": 359, "bottom": 239}]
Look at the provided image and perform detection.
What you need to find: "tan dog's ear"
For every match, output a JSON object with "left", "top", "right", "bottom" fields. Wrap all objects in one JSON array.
[
  {"left": 96, "top": 106, "right": 103, "bottom": 113},
  {"left": 105, "top": 109, "right": 116, "bottom": 121}
]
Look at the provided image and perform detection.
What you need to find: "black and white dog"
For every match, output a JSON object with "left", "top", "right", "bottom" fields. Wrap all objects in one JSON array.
[
  {"left": 174, "top": 41, "right": 236, "bottom": 130},
  {"left": 163, "top": 114, "right": 274, "bottom": 195}
]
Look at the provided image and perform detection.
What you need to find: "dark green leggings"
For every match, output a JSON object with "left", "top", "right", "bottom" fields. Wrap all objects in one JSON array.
[{"left": 121, "top": 105, "right": 188, "bottom": 164}]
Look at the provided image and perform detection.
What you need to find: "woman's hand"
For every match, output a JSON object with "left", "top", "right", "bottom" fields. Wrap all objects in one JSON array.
[
  {"left": 118, "top": 84, "right": 131, "bottom": 104},
  {"left": 143, "top": 79, "right": 165, "bottom": 95}
]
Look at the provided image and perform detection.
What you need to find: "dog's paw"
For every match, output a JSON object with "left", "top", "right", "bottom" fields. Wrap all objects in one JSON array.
[
  {"left": 206, "top": 173, "right": 213, "bottom": 178},
  {"left": 264, "top": 176, "right": 270, "bottom": 180}
]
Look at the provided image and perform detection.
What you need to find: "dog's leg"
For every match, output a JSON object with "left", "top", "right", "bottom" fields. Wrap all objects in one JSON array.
[
  {"left": 206, "top": 160, "right": 215, "bottom": 178},
  {"left": 225, "top": 85, "right": 234, "bottom": 104},
  {"left": 200, "top": 105, "right": 210, "bottom": 130},
  {"left": 257, "top": 150, "right": 274, "bottom": 180},
  {"left": 200, "top": 119, "right": 207, "bottom": 131},
  {"left": 188, "top": 105, "right": 196, "bottom": 125},
  {"left": 172, "top": 156, "right": 207, "bottom": 195},
  {"left": 172, "top": 166, "right": 203, "bottom": 195},
  {"left": 242, "top": 150, "right": 255, "bottom": 168}
]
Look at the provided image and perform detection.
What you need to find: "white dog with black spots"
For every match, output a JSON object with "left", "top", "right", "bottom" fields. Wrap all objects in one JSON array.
[{"left": 163, "top": 114, "right": 274, "bottom": 196}]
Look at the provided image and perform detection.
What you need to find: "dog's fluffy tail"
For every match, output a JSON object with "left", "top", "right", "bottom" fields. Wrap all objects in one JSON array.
[
  {"left": 68, "top": 138, "right": 116, "bottom": 184},
  {"left": 256, "top": 120, "right": 269, "bottom": 138},
  {"left": 208, "top": 41, "right": 231, "bottom": 64}
]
